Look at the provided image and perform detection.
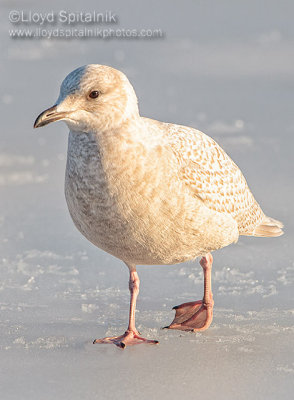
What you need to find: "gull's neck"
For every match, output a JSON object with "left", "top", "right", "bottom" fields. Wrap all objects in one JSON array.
[{"left": 92, "top": 114, "right": 161, "bottom": 149}]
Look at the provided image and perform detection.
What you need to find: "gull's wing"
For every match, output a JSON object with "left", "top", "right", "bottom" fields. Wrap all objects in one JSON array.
[{"left": 164, "top": 122, "right": 265, "bottom": 235}]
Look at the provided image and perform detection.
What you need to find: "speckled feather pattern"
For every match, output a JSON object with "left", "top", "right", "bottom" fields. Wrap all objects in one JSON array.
[
  {"left": 56, "top": 65, "right": 283, "bottom": 266},
  {"left": 159, "top": 120, "right": 265, "bottom": 234}
]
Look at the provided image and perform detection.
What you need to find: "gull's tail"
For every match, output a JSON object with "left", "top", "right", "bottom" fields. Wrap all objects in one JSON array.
[{"left": 252, "top": 216, "right": 284, "bottom": 237}]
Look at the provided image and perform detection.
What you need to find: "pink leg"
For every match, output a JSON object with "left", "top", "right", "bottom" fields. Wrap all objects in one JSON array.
[
  {"left": 166, "top": 253, "right": 214, "bottom": 331},
  {"left": 93, "top": 264, "right": 159, "bottom": 348}
]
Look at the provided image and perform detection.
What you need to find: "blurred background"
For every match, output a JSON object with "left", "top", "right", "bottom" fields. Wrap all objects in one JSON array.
[{"left": 0, "top": 1, "right": 293, "bottom": 399}]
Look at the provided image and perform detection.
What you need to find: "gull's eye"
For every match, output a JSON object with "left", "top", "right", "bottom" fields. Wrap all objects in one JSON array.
[{"left": 89, "top": 90, "right": 99, "bottom": 99}]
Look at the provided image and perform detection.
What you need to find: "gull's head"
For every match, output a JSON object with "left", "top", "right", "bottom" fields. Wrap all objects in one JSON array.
[{"left": 34, "top": 64, "right": 139, "bottom": 133}]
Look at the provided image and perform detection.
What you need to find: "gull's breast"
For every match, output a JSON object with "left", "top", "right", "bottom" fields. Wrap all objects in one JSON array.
[
  {"left": 65, "top": 131, "right": 125, "bottom": 253},
  {"left": 64, "top": 130, "right": 169, "bottom": 264}
]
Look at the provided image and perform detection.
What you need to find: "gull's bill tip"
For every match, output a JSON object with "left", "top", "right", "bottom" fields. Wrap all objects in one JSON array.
[{"left": 34, "top": 105, "right": 67, "bottom": 128}]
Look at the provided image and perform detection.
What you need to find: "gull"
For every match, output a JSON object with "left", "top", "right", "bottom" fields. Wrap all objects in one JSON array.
[{"left": 34, "top": 64, "right": 283, "bottom": 348}]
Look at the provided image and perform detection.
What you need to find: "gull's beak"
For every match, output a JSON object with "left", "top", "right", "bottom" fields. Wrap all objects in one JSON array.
[{"left": 34, "top": 105, "right": 68, "bottom": 128}]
